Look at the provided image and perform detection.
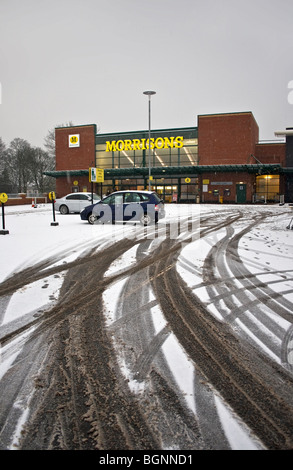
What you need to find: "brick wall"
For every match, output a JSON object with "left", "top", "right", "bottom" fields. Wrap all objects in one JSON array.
[
  {"left": 56, "top": 175, "right": 93, "bottom": 198},
  {"left": 200, "top": 172, "right": 255, "bottom": 203},
  {"left": 198, "top": 112, "right": 259, "bottom": 165},
  {"left": 5, "top": 194, "right": 48, "bottom": 206},
  {"left": 55, "top": 124, "right": 96, "bottom": 196},
  {"left": 255, "top": 142, "right": 286, "bottom": 165}
]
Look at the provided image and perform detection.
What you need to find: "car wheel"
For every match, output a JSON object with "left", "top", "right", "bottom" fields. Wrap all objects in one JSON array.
[
  {"left": 88, "top": 213, "right": 97, "bottom": 225},
  {"left": 59, "top": 205, "right": 69, "bottom": 214},
  {"left": 140, "top": 213, "right": 153, "bottom": 226}
]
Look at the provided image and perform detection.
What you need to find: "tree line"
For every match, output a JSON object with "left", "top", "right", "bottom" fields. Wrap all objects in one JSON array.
[{"left": 0, "top": 123, "right": 72, "bottom": 194}]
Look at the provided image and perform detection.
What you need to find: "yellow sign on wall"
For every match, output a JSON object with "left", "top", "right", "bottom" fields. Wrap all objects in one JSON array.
[
  {"left": 106, "top": 136, "right": 184, "bottom": 152},
  {"left": 69, "top": 134, "right": 80, "bottom": 148}
]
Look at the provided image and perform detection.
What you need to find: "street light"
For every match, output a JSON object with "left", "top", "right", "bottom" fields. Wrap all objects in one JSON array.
[{"left": 143, "top": 90, "right": 156, "bottom": 191}]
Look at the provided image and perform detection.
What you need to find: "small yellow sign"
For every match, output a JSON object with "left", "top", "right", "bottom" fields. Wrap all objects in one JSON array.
[
  {"left": 89, "top": 167, "right": 104, "bottom": 183},
  {"left": 73, "top": 180, "right": 78, "bottom": 186},
  {"left": 185, "top": 177, "right": 191, "bottom": 184},
  {"left": 69, "top": 134, "right": 80, "bottom": 148},
  {"left": 203, "top": 179, "right": 210, "bottom": 184},
  {"left": 49, "top": 191, "right": 56, "bottom": 201},
  {"left": 0, "top": 193, "right": 8, "bottom": 203},
  {"left": 96, "top": 168, "right": 104, "bottom": 183}
]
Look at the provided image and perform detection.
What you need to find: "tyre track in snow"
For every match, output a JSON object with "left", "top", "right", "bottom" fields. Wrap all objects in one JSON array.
[
  {"left": 201, "top": 213, "right": 293, "bottom": 370},
  {"left": 1, "top": 209, "right": 293, "bottom": 449},
  {"left": 0, "top": 212, "right": 242, "bottom": 450},
  {"left": 107, "top": 237, "right": 205, "bottom": 450},
  {"left": 150, "top": 233, "right": 293, "bottom": 449},
  {"left": 2, "top": 236, "right": 162, "bottom": 450}
]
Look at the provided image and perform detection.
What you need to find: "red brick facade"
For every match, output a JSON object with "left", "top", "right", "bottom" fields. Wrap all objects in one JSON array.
[
  {"left": 198, "top": 112, "right": 259, "bottom": 165},
  {"left": 197, "top": 113, "right": 285, "bottom": 203},
  {"left": 255, "top": 142, "right": 286, "bottom": 165},
  {"left": 52, "top": 114, "right": 289, "bottom": 203},
  {"left": 55, "top": 124, "right": 96, "bottom": 196}
]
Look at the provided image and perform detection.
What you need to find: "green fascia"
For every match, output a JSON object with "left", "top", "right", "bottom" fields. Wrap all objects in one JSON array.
[{"left": 44, "top": 163, "right": 283, "bottom": 179}]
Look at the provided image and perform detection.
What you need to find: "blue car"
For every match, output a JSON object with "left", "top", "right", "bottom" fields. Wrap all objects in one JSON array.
[{"left": 80, "top": 190, "right": 165, "bottom": 226}]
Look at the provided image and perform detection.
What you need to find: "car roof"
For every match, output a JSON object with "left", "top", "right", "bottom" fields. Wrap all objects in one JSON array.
[
  {"left": 113, "top": 190, "right": 154, "bottom": 194},
  {"left": 60, "top": 192, "right": 93, "bottom": 197}
]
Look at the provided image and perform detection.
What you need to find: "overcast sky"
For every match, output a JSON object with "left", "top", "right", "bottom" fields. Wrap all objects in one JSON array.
[{"left": 0, "top": 0, "right": 292, "bottom": 148}]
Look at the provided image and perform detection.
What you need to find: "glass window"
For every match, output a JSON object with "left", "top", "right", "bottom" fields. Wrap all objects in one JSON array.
[
  {"left": 124, "top": 192, "right": 141, "bottom": 203},
  {"left": 66, "top": 194, "right": 80, "bottom": 200},
  {"left": 102, "top": 194, "right": 123, "bottom": 205},
  {"left": 140, "top": 193, "right": 151, "bottom": 201},
  {"left": 95, "top": 131, "right": 198, "bottom": 169},
  {"left": 255, "top": 175, "right": 280, "bottom": 202}
]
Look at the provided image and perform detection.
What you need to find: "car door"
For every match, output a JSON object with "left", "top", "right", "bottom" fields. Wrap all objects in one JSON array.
[
  {"left": 112, "top": 193, "right": 124, "bottom": 221},
  {"left": 65, "top": 194, "right": 81, "bottom": 212},
  {"left": 93, "top": 193, "right": 123, "bottom": 222},
  {"left": 123, "top": 192, "right": 143, "bottom": 221},
  {"left": 78, "top": 194, "right": 92, "bottom": 211}
]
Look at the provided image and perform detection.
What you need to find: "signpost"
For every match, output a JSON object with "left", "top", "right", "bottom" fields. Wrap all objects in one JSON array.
[
  {"left": 89, "top": 167, "right": 104, "bottom": 183},
  {"left": 89, "top": 167, "right": 104, "bottom": 200},
  {"left": 49, "top": 191, "right": 59, "bottom": 226},
  {"left": 0, "top": 193, "right": 9, "bottom": 235}
]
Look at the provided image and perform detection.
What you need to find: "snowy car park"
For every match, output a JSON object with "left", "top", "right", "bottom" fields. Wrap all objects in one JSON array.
[{"left": 0, "top": 202, "right": 293, "bottom": 450}]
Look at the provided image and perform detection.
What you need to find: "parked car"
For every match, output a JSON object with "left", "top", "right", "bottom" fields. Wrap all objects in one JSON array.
[
  {"left": 55, "top": 192, "right": 100, "bottom": 214},
  {"left": 80, "top": 190, "right": 165, "bottom": 225}
]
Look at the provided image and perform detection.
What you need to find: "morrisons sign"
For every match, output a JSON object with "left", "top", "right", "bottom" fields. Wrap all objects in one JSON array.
[{"left": 106, "top": 136, "right": 184, "bottom": 152}]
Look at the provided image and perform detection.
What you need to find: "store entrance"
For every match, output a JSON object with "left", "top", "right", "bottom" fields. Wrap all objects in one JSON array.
[
  {"left": 236, "top": 183, "right": 247, "bottom": 203},
  {"left": 153, "top": 184, "right": 178, "bottom": 203}
]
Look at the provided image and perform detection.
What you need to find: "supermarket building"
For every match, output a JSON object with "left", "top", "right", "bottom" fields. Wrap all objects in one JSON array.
[{"left": 46, "top": 111, "right": 293, "bottom": 204}]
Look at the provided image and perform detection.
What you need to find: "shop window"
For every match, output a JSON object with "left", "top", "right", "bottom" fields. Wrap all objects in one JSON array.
[{"left": 255, "top": 175, "right": 280, "bottom": 202}]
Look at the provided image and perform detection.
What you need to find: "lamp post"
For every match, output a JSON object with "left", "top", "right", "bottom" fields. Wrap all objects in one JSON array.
[{"left": 143, "top": 90, "right": 156, "bottom": 191}]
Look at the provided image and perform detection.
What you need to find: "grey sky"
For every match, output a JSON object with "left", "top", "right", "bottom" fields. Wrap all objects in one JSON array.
[{"left": 0, "top": 0, "right": 292, "bottom": 148}]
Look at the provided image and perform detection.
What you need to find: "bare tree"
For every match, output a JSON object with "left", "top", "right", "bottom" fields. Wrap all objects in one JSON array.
[
  {"left": 6, "top": 138, "right": 33, "bottom": 193},
  {"left": 44, "top": 121, "right": 74, "bottom": 161},
  {"left": 29, "top": 147, "right": 55, "bottom": 193}
]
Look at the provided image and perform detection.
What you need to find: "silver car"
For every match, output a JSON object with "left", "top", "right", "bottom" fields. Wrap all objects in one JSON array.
[{"left": 55, "top": 192, "right": 100, "bottom": 214}]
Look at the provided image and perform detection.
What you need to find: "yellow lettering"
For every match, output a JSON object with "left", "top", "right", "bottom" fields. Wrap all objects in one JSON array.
[
  {"left": 132, "top": 139, "right": 141, "bottom": 150},
  {"left": 116, "top": 140, "right": 125, "bottom": 151},
  {"left": 124, "top": 140, "right": 132, "bottom": 151},
  {"left": 174, "top": 136, "right": 184, "bottom": 148},
  {"left": 146, "top": 138, "right": 155, "bottom": 149},
  {"left": 106, "top": 136, "right": 184, "bottom": 152},
  {"left": 155, "top": 137, "right": 165, "bottom": 149},
  {"left": 106, "top": 141, "right": 117, "bottom": 152},
  {"left": 164, "top": 137, "right": 175, "bottom": 148}
]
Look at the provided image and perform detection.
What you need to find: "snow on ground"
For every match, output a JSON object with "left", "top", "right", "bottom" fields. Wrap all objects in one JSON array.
[{"left": 1, "top": 202, "right": 293, "bottom": 450}]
